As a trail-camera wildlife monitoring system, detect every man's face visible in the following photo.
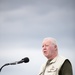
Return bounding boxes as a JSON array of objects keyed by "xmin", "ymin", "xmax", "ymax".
[{"xmin": 42, "ymin": 39, "xmax": 55, "ymax": 59}]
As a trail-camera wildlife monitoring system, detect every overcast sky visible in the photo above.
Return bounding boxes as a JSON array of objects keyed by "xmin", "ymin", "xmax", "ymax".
[{"xmin": 0, "ymin": 0, "xmax": 75, "ymax": 75}]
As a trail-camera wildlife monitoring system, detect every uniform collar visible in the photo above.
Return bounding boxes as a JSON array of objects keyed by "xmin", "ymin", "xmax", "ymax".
[{"xmin": 47, "ymin": 55, "xmax": 59, "ymax": 65}]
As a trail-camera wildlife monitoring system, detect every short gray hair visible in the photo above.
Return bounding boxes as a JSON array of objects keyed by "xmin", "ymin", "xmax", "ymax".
[{"xmin": 43, "ymin": 37, "xmax": 57, "ymax": 46}]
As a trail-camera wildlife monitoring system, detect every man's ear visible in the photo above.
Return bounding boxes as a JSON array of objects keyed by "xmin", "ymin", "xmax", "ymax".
[{"xmin": 55, "ymin": 45, "xmax": 57, "ymax": 51}]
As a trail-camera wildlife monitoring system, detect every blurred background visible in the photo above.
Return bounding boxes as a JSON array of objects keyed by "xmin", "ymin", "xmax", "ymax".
[{"xmin": 0, "ymin": 0, "xmax": 75, "ymax": 75}]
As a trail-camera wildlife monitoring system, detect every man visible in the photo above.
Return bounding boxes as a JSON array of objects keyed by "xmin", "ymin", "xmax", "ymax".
[{"xmin": 39, "ymin": 37, "xmax": 73, "ymax": 75}]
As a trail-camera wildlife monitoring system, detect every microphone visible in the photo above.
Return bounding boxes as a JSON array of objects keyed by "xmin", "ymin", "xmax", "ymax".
[
  {"xmin": 0, "ymin": 57, "xmax": 29, "ymax": 72},
  {"xmin": 9, "ymin": 57, "xmax": 29, "ymax": 65}
]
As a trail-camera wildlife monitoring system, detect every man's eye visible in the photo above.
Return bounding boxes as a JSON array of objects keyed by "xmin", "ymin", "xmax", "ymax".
[{"xmin": 46, "ymin": 45, "xmax": 49, "ymax": 46}]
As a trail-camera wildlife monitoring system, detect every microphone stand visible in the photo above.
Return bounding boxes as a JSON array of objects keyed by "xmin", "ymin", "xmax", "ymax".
[
  {"xmin": 0, "ymin": 57, "xmax": 29, "ymax": 72},
  {"xmin": 0, "ymin": 61, "xmax": 19, "ymax": 72},
  {"xmin": 0, "ymin": 63, "xmax": 10, "ymax": 72}
]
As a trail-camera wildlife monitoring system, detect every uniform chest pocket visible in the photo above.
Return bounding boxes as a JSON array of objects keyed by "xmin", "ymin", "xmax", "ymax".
[{"xmin": 47, "ymin": 68, "xmax": 58, "ymax": 75}]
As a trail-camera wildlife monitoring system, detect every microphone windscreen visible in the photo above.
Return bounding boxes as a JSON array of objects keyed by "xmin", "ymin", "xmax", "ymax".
[{"xmin": 22, "ymin": 57, "xmax": 29, "ymax": 63}]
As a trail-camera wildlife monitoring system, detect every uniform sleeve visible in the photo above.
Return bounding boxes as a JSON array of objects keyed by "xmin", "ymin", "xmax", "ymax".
[{"xmin": 59, "ymin": 59, "xmax": 73, "ymax": 75}]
